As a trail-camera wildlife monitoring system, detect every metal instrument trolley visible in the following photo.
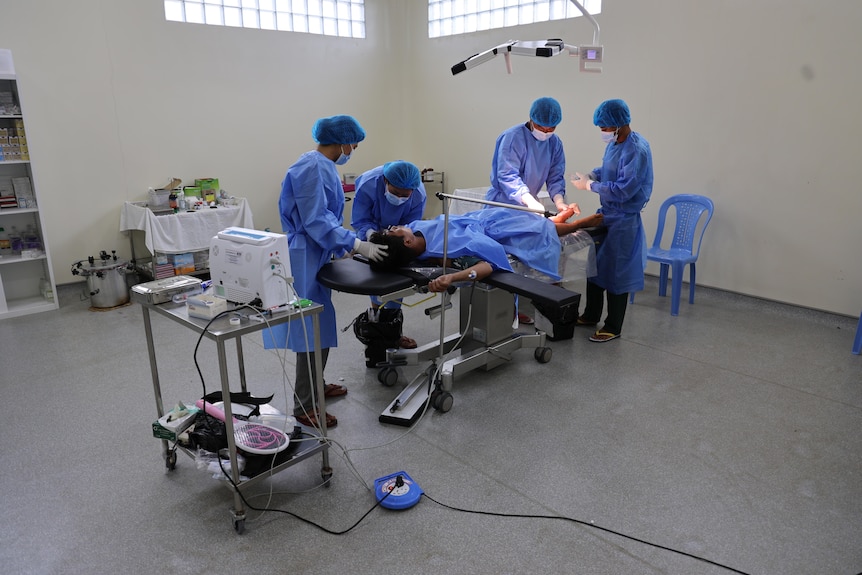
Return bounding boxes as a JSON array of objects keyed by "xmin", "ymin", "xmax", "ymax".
[{"xmin": 132, "ymin": 291, "xmax": 330, "ymax": 534}]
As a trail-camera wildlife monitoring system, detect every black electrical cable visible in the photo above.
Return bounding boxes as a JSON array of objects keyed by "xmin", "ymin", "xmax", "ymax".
[
  {"xmin": 419, "ymin": 493, "xmax": 752, "ymax": 575},
  {"xmin": 215, "ymin": 457, "xmax": 392, "ymax": 535}
]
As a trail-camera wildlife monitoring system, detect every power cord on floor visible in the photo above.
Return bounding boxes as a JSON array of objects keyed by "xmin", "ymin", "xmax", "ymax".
[
  {"xmin": 419, "ymin": 492, "xmax": 752, "ymax": 575},
  {"xmin": 215, "ymin": 454, "xmax": 753, "ymax": 575},
  {"xmin": 216, "ymin": 457, "xmax": 391, "ymax": 535}
]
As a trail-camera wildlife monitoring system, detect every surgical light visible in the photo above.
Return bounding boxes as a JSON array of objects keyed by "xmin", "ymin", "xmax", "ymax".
[{"xmin": 450, "ymin": 0, "xmax": 603, "ymax": 76}]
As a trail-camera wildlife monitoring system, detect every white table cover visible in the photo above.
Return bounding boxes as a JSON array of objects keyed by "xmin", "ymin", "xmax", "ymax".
[{"xmin": 120, "ymin": 199, "xmax": 254, "ymax": 254}]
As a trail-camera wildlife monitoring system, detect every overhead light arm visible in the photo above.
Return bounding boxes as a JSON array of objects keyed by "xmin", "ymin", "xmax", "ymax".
[{"xmin": 450, "ymin": 0, "xmax": 603, "ymax": 76}]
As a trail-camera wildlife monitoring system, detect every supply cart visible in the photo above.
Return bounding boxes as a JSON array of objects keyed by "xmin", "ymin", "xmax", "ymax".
[{"xmin": 132, "ymin": 291, "xmax": 330, "ymax": 534}]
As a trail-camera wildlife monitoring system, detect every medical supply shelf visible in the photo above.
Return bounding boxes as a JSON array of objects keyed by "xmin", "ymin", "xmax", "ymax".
[
  {"xmin": 132, "ymin": 291, "xmax": 330, "ymax": 534},
  {"xmin": 120, "ymin": 199, "xmax": 253, "ymax": 280},
  {"xmin": 0, "ymin": 52, "xmax": 59, "ymax": 320}
]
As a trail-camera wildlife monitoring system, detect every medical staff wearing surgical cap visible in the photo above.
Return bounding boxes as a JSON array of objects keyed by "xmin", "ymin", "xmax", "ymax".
[
  {"xmin": 263, "ymin": 114, "xmax": 388, "ymax": 429},
  {"xmin": 485, "ymin": 97, "xmax": 579, "ymax": 215},
  {"xmin": 352, "ymin": 161, "xmax": 427, "ymax": 242},
  {"xmin": 571, "ymin": 99, "xmax": 654, "ymax": 343},
  {"xmin": 351, "ymin": 161, "xmax": 427, "ymax": 348}
]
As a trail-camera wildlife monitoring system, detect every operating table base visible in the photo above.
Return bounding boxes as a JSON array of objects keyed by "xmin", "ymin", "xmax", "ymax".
[{"xmin": 378, "ymin": 330, "xmax": 549, "ymax": 426}]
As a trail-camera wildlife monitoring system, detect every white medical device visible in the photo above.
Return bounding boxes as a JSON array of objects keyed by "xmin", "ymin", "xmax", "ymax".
[
  {"xmin": 450, "ymin": 0, "xmax": 603, "ymax": 75},
  {"xmin": 209, "ymin": 227, "xmax": 292, "ymax": 309}
]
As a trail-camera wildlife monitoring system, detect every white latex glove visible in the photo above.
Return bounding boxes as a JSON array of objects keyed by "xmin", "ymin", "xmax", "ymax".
[
  {"xmin": 365, "ymin": 228, "xmax": 375, "ymax": 240},
  {"xmin": 522, "ymin": 194, "xmax": 545, "ymax": 213},
  {"xmin": 552, "ymin": 194, "xmax": 580, "ymax": 215},
  {"xmin": 354, "ymin": 238, "xmax": 389, "ymax": 262},
  {"xmin": 571, "ymin": 172, "xmax": 593, "ymax": 192}
]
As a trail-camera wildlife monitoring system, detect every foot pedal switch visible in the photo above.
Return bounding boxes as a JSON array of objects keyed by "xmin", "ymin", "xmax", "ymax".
[{"xmin": 374, "ymin": 471, "xmax": 422, "ymax": 510}]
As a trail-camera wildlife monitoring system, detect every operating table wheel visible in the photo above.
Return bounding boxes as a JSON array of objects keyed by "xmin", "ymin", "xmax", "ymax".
[
  {"xmin": 534, "ymin": 347, "xmax": 552, "ymax": 363},
  {"xmin": 431, "ymin": 390, "xmax": 454, "ymax": 413},
  {"xmin": 378, "ymin": 367, "xmax": 399, "ymax": 387},
  {"xmin": 234, "ymin": 518, "xmax": 245, "ymax": 535}
]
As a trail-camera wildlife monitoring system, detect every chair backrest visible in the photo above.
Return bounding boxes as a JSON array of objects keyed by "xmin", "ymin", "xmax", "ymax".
[{"xmin": 651, "ymin": 194, "xmax": 714, "ymax": 257}]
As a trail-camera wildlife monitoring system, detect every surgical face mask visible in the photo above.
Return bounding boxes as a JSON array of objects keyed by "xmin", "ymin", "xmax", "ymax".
[
  {"xmin": 335, "ymin": 145, "xmax": 352, "ymax": 165},
  {"xmin": 601, "ymin": 130, "xmax": 617, "ymax": 144},
  {"xmin": 532, "ymin": 127, "xmax": 551, "ymax": 142},
  {"xmin": 385, "ymin": 190, "xmax": 410, "ymax": 206}
]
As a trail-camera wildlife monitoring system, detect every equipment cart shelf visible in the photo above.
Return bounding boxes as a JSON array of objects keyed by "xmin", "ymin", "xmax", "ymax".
[{"xmin": 132, "ymin": 291, "xmax": 330, "ymax": 534}]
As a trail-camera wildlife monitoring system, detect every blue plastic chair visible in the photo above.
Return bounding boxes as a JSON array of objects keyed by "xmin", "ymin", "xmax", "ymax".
[
  {"xmin": 852, "ymin": 312, "xmax": 862, "ymax": 355},
  {"xmin": 631, "ymin": 194, "xmax": 714, "ymax": 315}
]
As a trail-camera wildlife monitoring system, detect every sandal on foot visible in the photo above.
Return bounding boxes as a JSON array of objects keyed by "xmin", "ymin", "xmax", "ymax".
[
  {"xmin": 589, "ymin": 331, "xmax": 620, "ymax": 343},
  {"xmin": 398, "ymin": 335, "xmax": 418, "ymax": 349},
  {"xmin": 296, "ymin": 411, "xmax": 338, "ymax": 428},
  {"xmin": 517, "ymin": 312, "xmax": 534, "ymax": 325},
  {"xmin": 323, "ymin": 383, "xmax": 348, "ymax": 397},
  {"xmin": 576, "ymin": 316, "xmax": 598, "ymax": 327}
]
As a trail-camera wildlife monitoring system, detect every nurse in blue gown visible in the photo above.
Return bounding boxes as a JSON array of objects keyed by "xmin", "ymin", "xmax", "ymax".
[
  {"xmin": 485, "ymin": 97, "xmax": 579, "ymax": 215},
  {"xmin": 571, "ymin": 99, "xmax": 654, "ymax": 342},
  {"xmin": 351, "ymin": 161, "xmax": 427, "ymax": 348},
  {"xmin": 264, "ymin": 115, "xmax": 387, "ymax": 429}
]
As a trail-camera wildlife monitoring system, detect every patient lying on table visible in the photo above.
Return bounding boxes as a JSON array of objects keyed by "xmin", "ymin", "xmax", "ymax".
[{"xmin": 369, "ymin": 207, "xmax": 602, "ymax": 292}]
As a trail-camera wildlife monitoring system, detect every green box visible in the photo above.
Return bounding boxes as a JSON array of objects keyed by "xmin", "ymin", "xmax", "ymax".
[{"xmin": 195, "ymin": 178, "xmax": 219, "ymax": 202}]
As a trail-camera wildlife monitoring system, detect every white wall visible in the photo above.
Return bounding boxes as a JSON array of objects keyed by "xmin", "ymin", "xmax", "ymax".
[
  {"xmin": 407, "ymin": 0, "xmax": 862, "ymax": 317},
  {"xmin": 1, "ymin": 0, "xmax": 860, "ymax": 316},
  {"xmin": 0, "ymin": 0, "xmax": 408, "ymax": 285}
]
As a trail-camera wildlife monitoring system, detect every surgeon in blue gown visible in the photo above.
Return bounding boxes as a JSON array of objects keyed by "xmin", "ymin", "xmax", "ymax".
[
  {"xmin": 485, "ymin": 97, "xmax": 579, "ymax": 215},
  {"xmin": 264, "ymin": 115, "xmax": 388, "ymax": 429},
  {"xmin": 571, "ymin": 99, "xmax": 654, "ymax": 342},
  {"xmin": 352, "ymin": 161, "xmax": 427, "ymax": 242},
  {"xmin": 351, "ymin": 160, "xmax": 426, "ymax": 348}
]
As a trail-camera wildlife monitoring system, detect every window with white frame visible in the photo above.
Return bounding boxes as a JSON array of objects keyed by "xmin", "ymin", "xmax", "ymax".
[
  {"xmin": 428, "ymin": 0, "xmax": 601, "ymax": 38},
  {"xmin": 164, "ymin": 0, "xmax": 366, "ymax": 39}
]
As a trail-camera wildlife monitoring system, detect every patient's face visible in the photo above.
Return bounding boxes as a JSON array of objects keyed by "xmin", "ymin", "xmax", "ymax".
[{"xmin": 384, "ymin": 226, "xmax": 415, "ymax": 242}]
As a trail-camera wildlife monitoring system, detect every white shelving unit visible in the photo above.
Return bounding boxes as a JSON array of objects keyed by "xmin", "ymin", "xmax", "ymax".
[{"xmin": 0, "ymin": 50, "xmax": 58, "ymax": 319}]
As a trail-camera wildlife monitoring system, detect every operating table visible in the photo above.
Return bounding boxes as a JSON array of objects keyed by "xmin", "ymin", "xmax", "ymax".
[{"xmin": 318, "ymin": 257, "xmax": 581, "ymax": 426}]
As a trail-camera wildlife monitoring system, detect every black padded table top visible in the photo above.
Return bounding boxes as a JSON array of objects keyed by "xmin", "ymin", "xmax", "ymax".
[
  {"xmin": 318, "ymin": 257, "xmax": 418, "ymax": 296},
  {"xmin": 319, "ymin": 257, "xmax": 579, "ymax": 312}
]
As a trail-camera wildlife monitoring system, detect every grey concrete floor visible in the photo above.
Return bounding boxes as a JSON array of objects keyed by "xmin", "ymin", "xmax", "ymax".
[{"xmin": 0, "ymin": 276, "xmax": 860, "ymax": 575}]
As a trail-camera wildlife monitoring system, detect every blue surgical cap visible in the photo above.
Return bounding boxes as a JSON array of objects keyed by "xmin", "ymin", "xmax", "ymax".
[
  {"xmin": 593, "ymin": 99, "xmax": 631, "ymax": 128},
  {"xmin": 312, "ymin": 115, "xmax": 367, "ymax": 145},
  {"xmin": 529, "ymin": 97, "xmax": 562, "ymax": 128},
  {"xmin": 383, "ymin": 161, "xmax": 421, "ymax": 190}
]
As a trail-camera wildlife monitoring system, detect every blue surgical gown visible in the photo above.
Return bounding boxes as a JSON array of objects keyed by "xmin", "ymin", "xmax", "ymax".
[
  {"xmin": 351, "ymin": 165, "xmax": 427, "ymax": 241},
  {"xmin": 589, "ymin": 131, "xmax": 654, "ymax": 294},
  {"xmin": 485, "ymin": 123, "xmax": 567, "ymax": 207},
  {"xmin": 409, "ymin": 208, "xmax": 562, "ymax": 281},
  {"xmin": 263, "ymin": 150, "xmax": 357, "ymax": 352}
]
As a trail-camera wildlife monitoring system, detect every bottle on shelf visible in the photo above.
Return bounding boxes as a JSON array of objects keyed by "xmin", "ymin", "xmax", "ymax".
[
  {"xmin": 23, "ymin": 224, "xmax": 42, "ymax": 250},
  {"xmin": 8, "ymin": 226, "xmax": 23, "ymax": 255},
  {"xmin": 39, "ymin": 278, "xmax": 54, "ymax": 302},
  {"xmin": 0, "ymin": 227, "xmax": 11, "ymax": 256}
]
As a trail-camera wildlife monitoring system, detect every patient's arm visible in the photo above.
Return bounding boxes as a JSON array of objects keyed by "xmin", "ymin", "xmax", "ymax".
[
  {"xmin": 553, "ymin": 212, "xmax": 603, "ymax": 235},
  {"xmin": 428, "ymin": 261, "xmax": 493, "ymax": 292}
]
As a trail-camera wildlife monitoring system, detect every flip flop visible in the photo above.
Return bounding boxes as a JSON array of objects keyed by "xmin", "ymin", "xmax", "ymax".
[
  {"xmin": 295, "ymin": 411, "xmax": 338, "ymax": 428},
  {"xmin": 589, "ymin": 331, "xmax": 620, "ymax": 342},
  {"xmin": 323, "ymin": 383, "xmax": 348, "ymax": 397},
  {"xmin": 398, "ymin": 335, "xmax": 418, "ymax": 349},
  {"xmin": 576, "ymin": 316, "xmax": 598, "ymax": 327},
  {"xmin": 517, "ymin": 312, "xmax": 535, "ymax": 325}
]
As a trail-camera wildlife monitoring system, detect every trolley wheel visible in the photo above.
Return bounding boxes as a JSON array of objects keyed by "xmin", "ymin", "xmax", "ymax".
[
  {"xmin": 378, "ymin": 367, "xmax": 399, "ymax": 387},
  {"xmin": 233, "ymin": 519, "xmax": 245, "ymax": 535},
  {"xmin": 534, "ymin": 346, "xmax": 552, "ymax": 363},
  {"xmin": 165, "ymin": 450, "xmax": 177, "ymax": 471},
  {"xmin": 429, "ymin": 389, "xmax": 441, "ymax": 409},
  {"xmin": 433, "ymin": 391, "xmax": 454, "ymax": 413}
]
